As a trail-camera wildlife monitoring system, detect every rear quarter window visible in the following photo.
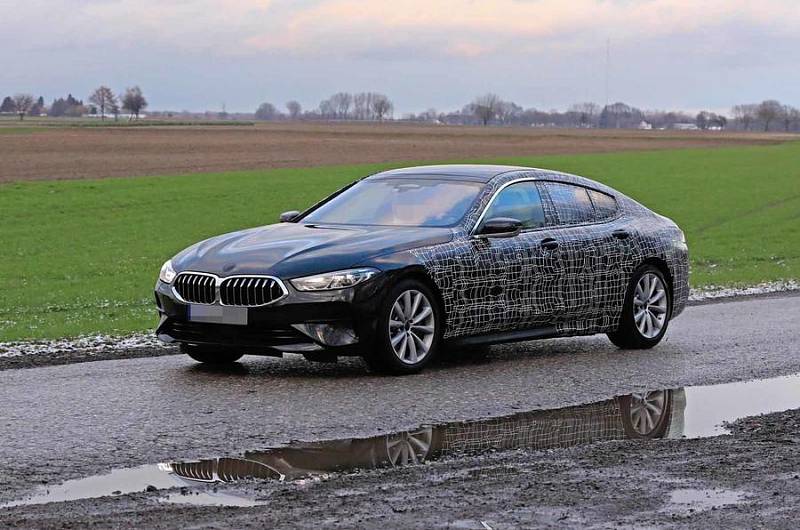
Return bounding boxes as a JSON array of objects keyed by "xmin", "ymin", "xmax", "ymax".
[
  {"xmin": 545, "ymin": 182, "xmax": 595, "ymax": 225},
  {"xmin": 588, "ymin": 190, "xmax": 618, "ymax": 220}
]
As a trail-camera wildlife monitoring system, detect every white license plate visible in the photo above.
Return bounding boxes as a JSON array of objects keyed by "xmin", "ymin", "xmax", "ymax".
[{"xmin": 188, "ymin": 304, "xmax": 248, "ymax": 325}]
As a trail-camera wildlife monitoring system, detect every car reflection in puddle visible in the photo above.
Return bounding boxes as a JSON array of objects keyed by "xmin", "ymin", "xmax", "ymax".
[
  {"xmin": 164, "ymin": 389, "xmax": 686, "ymax": 485},
  {"xmin": 8, "ymin": 373, "xmax": 800, "ymax": 509}
]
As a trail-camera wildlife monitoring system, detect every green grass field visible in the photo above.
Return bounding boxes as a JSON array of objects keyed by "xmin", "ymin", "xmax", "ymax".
[{"xmin": 2, "ymin": 141, "xmax": 799, "ymax": 341}]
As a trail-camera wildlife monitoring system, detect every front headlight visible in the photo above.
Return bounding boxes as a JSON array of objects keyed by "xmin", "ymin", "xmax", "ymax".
[
  {"xmin": 159, "ymin": 259, "xmax": 177, "ymax": 284},
  {"xmin": 290, "ymin": 267, "xmax": 379, "ymax": 291}
]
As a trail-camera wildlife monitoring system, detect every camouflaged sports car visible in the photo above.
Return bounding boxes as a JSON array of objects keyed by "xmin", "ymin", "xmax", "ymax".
[{"xmin": 154, "ymin": 165, "xmax": 688, "ymax": 373}]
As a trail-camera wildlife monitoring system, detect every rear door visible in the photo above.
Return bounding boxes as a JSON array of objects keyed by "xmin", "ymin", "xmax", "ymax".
[{"xmin": 539, "ymin": 182, "xmax": 627, "ymax": 331}]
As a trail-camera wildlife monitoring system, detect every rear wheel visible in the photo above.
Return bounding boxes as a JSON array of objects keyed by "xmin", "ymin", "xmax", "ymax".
[
  {"xmin": 619, "ymin": 390, "xmax": 673, "ymax": 439},
  {"xmin": 363, "ymin": 280, "xmax": 442, "ymax": 375},
  {"xmin": 181, "ymin": 343, "xmax": 243, "ymax": 364},
  {"xmin": 607, "ymin": 265, "xmax": 671, "ymax": 349}
]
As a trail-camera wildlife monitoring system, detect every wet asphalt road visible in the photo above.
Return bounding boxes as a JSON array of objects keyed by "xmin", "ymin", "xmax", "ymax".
[{"xmin": 2, "ymin": 294, "xmax": 800, "ymax": 503}]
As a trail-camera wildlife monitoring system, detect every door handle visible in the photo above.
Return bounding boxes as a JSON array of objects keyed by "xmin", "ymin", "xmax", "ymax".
[
  {"xmin": 540, "ymin": 238, "xmax": 559, "ymax": 250},
  {"xmin": 612, "ymin": 230, "xmax": 630, "ymax": 240}
]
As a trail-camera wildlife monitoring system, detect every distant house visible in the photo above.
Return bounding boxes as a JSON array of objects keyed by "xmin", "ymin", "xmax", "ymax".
[
  {"xmin": 673, "ymin": 123, "xmax": 699, "ymax": 130},
  {"xmin": 83, "ymin": 113, "xmax": 146, "ymax": 120},
  {"xmin": 637, "ymin": 120, "xmax": 653, "ymax": 130}
]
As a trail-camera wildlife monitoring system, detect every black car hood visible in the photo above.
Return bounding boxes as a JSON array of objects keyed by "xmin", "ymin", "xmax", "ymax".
[{"xmin": 172, "ymin": 222, "xmax": 453, "ymax": 278}]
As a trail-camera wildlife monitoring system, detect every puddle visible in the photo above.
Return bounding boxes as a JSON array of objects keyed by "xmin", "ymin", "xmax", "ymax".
[
  {"xmin": 4, "ymin": 373, "xmax": 800, "ymax": 509},
  {"xmin": 664, "ymin": 488, "xmax": 746, "ymax": 514},
  {"xmin": 682, "ymin": 374, "xmax": 800, "ymax": 438}
]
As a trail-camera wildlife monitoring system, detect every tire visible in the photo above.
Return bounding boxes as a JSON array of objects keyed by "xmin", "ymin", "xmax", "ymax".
[
  {"xmin": 607, "ymin": 264, "xmax": 671, "ymax": 349},
  {"xmin": 619, "ymin": 390, "xmax": 673, "ymax": 439},
  {"xmin": 363, "ymin": 279, "xmax": 443, "ymax": 375},
  {"xmin": 180, "ymin": 343, "xmax": 243, "ymax": 364}
]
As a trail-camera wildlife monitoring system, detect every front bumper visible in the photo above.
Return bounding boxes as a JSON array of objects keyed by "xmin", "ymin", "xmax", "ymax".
[{"xmin": 154, "ymin": 275, "xmax": 387, "ymax": 355}]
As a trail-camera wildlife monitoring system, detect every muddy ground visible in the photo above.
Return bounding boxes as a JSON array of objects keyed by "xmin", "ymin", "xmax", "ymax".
[
  {"xmin": 1, "ymin": 122, "xmax": 793, "ymax": 182},
  {"xmin": 2, "ymin": 294, "xmax": 800, "ymax": 528},
  {"xmin": 3, "ymin": 407, "xmax": 800, "ymax": 529}
]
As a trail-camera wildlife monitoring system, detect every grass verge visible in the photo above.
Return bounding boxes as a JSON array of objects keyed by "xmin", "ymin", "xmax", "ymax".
[{"xmin": 2, "ymin": 142, "xmax": 799, "ymax": 341}]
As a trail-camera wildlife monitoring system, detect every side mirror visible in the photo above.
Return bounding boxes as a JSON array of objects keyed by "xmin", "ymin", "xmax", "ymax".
[
  {"xmin": 279, "ymin": 210, "xmax": 301, "ymax": 223},
  {"xmin": 475, "ymin": 217, "xmax": 523, "ymax": 238}
]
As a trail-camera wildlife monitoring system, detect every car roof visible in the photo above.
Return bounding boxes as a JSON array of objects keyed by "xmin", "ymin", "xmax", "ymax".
[
  {"xmin": 368, "ymin": 164, "xmax": 535, "ymax": 183},
  {"xmin": 366, "ymin": 164, "xmax": 618, "ymax": 196}
]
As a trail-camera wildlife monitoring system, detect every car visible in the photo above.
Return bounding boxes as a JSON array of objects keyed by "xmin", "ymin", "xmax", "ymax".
[{"xmin": 154, "ymin": 164, "xmax": 689, "ymax": 374}]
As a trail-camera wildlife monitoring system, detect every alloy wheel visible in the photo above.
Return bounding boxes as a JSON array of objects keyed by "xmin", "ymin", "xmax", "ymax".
[
  {"xmin": 629, "ymin": 390, "xmax": 667, "ymax": 436},
  {"xmin": 633, "ymin": 272, "xmax": 668, "ymax": 339},
  {"xmin": 386, "ymin": 427, "xmax": 434, "ymax": 466},
  {"xmin": 388, "ymin": 289, "xmax": 436, "ymax": 364}
]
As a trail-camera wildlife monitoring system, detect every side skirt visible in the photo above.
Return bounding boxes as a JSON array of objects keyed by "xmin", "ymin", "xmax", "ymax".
[{"xmin": 447, "ymin": 326, "xmax": 560, "ymax": 348}]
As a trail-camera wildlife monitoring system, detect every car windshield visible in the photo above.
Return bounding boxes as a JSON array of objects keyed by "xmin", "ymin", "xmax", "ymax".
[{"xmin": 301, "ymin": 178, "xmax": 484, "ymax": 227}]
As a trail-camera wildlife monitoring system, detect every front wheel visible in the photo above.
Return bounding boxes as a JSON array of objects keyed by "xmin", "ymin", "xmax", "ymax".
[
  {"xmin": 363, "ymin": 280, "xmax": 442, "ymax": 375},
  {"xmin": 607, "ymin": 265, "xmax": 671, "ymax": 349},
  {"xmin": 181, "ymin": 343, "xmax": 243, "ymax": 364}
]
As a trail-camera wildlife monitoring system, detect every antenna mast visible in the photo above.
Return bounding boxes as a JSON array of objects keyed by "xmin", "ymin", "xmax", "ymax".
[{"xmin": 605, "ymin": 38, "xmax": 610, "ymax": 107}]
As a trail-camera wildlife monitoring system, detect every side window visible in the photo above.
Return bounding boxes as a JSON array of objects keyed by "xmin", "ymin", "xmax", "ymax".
[
  {"xmin": 480, "ymin": 182, "xmax": 545, "ymax": 230},
  {"xmin": 589, "ymin": 190, "xmax": 618, "ymax": 220},
  {"xmin": 545, "ymin": 182, "xmax": 595, "ymax": 225}
]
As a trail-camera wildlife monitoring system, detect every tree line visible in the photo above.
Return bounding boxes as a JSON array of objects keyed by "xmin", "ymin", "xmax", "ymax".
[
  {"xmin": 250, "ymin": 92, "xmax": 800, "ymax": 132},
  {"xmin": 0, "ymin": 86, "xmax": 148, "ymax": 121},
  {"xmin": 4, "ymin": 85, "xmax": 799, "ymax": 132},
  {"xmin": 254, "ymin": 92, "xmax": 394, "ymax": 122},
  {"xmin": 404, "ymin": 95, "xmax": 798, "ymax": 132}
]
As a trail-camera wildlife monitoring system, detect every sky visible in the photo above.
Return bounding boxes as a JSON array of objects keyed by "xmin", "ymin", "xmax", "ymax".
[{"xmin": 2, "ymin": 0, "xmax": 799, "ymax": 114}]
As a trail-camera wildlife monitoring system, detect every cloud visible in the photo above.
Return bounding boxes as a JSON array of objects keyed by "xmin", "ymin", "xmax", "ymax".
[
  {"xmin": 241, "ymin": 0, "xmax": 800, "ymax": 59},
  {"xmin": 5, "ymin": 0, "xmax": 799, "ymax": 60},
  {"xmin": 2, "ymin": 0, "xmax": 800, "ymax": 111}
]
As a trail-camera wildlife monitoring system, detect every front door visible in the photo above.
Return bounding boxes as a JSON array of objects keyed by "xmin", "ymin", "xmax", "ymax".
[{"xmin": 464, "ymin": 181, "xmax": 560, "ymax": 334}]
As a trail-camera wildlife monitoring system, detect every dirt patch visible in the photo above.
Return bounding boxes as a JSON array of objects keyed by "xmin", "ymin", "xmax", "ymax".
[{"xmin": 1, "ymin": 122, "xmax": 793, "ymax": 182}]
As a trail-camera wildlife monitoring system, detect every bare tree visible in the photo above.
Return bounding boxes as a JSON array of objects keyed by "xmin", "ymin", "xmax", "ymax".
[
  {"xmin": 89, "ymin": 86, "xmax": 116, "ymax": 121},
  {"xmin": 285, "ymin": 100, "xmax": 302, "ymax": 120},
  {"xmin": 353, "ymin": 92, "xmax": 372, "ymax": 120},
  {"xmin": 471, "ymin": 93, "xmax": 501, "ymax": 125},
  {"xmin": 789, "ymin": 107, "xmax": 800, "ymax": 132},
  {"xmin": 254, "ymin": 102, "xmax": 278, "ymax": 120},
  {"xmin": 318, "ymin": 98, "xmax": 335, "ymax": 118},
  {"xmin": 568, "ymin": 102, "xmax": 600, "ymax": 127},
  {"xmin": 329, "ymin": 92, "xmax": 352, "ymax": 119},
  {"xmin": 418, "ymin": 108, "xmax": 439, "ymax": 122},
  {"xmin": 731, "ymin": 104, "xmax": 757, "ymax": 130},
  {"xmin": 496, "ymin": 100, "xmax": 523, "ymax": 124},
  {"xmin": 756, "ymin": 100, "xmax": 782, "ymax": 132},
  {"xmin": 110, "ymin": 98, "xmax": 121, "ymax": 122},
  {"xmin": 781, "ymin": 105, "xmax": 799, "ymax": 132},
  {"xmin": 12, "ymin": 94, "xmax": 34, "ymax": 121},
  {"xmin": 599, "ymin": 102, "xmax": 643, "ymax": 129},
  {"xmin": 370, "ymin": 93, "xmax": 393, "ymax": 121},
  {"xmin": 121, "ymin": 86, "xmax": 148, "ymax": 120},
  {"xmin": 695, "ymin": 111, "xmax": 710, "ymax": 130}
]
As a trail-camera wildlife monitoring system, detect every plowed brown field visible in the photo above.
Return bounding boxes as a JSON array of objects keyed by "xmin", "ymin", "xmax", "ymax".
[{"xmin": 0, "ymin": 122, "xmax": 792, "ymax": 182}]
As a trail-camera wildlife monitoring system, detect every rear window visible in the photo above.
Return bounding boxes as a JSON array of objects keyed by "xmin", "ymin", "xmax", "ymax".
[
  {"xmin": 545, "ymin": 182, "xmax": 595, "ymax": 225},
  {"xmin": 589, "ymin": 190, "xmax": 618, "ymax": 220}
]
